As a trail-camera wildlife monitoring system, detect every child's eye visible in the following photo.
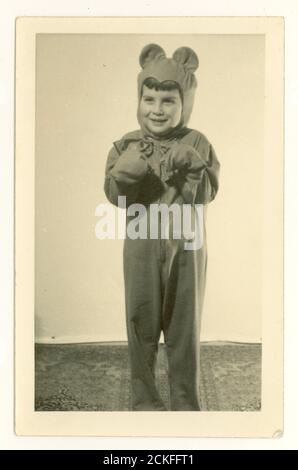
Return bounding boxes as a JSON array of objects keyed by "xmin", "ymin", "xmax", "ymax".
[{"xmin": 143, "ymin": 97, "xmax": 154, "ymax": 103}]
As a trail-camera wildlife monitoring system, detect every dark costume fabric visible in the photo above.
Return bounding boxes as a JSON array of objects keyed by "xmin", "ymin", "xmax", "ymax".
[{"xmin": 104, "ymin": 44, "xmax": 220, "ymax": 410}]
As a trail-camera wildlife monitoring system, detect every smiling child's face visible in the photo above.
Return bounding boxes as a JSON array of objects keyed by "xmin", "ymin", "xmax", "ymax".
[{"xmin": 139, "ymin": 85, "xmax": 183, "ymax": 137}]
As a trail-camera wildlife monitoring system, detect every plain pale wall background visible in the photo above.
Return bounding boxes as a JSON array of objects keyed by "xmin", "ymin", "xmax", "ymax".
[{"xmin": 35, "ymin": 34, "xmax": 264, "ymax": 343}]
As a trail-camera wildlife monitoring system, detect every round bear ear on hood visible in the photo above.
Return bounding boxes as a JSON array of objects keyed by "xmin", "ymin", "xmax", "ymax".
[
  {"xmin": 172, "ymin": 47, "xmax": 199, "ymax": 72},
  {"xmin": 139, "ymin": 43, "xmax": 166, "ymax": 69}
]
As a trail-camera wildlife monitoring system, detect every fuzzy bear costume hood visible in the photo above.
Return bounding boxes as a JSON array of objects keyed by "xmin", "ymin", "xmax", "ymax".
[{"xmin": 137, "ymin": 43, "xmax": 199, "ymax": 139}]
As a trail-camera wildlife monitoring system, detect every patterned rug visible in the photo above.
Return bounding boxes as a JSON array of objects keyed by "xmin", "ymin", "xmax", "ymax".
[{"xmin": 35, "ymin": 342, "xmax": 261, "ymax": 412}]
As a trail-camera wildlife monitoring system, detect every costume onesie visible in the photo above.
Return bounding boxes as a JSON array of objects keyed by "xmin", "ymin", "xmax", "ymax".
[{"xmin": 104, "ymin": 44, "xmax": 220, "ymax": 410}]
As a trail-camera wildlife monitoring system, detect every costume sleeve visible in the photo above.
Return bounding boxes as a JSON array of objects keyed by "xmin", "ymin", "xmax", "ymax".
[
  {"xmin": 165, "ymin": 139, "xmax": 220, "ymax": 205},
  {"xmin": 104, "ymin": 143, "xmax": 152, "ymax": 207}
]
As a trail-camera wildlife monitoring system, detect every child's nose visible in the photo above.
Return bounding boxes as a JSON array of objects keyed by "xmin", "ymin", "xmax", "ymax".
[{"xmin": 152, "ymin": 102, "xmax": 164, "ymax": 115}]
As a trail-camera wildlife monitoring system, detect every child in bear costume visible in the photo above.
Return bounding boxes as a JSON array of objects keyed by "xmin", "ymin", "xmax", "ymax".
[{"xmin": 104, "ymin": 44, "xmax": 220, "ymax": 411}]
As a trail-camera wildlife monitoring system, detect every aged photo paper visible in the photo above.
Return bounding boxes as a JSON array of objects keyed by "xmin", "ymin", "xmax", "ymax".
[{"xmin": 15, "ymin": 16, "xmax": 283, "ymax": 437}]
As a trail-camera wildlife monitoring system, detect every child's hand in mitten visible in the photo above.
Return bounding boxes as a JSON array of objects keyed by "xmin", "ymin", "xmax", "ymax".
[
  {"xmin": 110, "ymin": 141, "xmax": 153, "ymax": 184},
  {"xmin": 168, "ymin": 142, "xmax": 206, "ymax": 173}
]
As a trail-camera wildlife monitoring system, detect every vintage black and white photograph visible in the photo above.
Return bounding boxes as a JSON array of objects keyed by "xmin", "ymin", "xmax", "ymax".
[{"xmin": 15, "ymin": 17, "xmax": 283, "ymax": 437}]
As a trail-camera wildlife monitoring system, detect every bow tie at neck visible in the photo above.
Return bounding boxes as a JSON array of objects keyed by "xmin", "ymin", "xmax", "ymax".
[
  {"xmin": 137, "ymin": 137, "xmax": 177, "ymax": 157},
  {"xmin": 138, "ymin": 124, "xmax": 190, "ymax": 149},
  {"xmin": 113, "ymin": 126, "xmax": 191, "ymax": 157}
]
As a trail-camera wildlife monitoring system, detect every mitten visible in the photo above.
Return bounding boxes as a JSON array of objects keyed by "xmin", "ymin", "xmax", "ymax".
[
  {"xmin": 168, "ymin": 142, "xmax": 206, "ymax": 175},
  {"xmin": 110, "ymin": 142, "xmax": 153, "ymax": 185}
]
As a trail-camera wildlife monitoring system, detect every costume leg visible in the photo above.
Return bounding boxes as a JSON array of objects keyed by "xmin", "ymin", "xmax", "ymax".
[
  {"xmin": 162, "ymin": 239, "xmax": 207, "ymax": 411},
  {"xmin": 123, "ymin": 239, "xmax": 167, "ymax": 411}
]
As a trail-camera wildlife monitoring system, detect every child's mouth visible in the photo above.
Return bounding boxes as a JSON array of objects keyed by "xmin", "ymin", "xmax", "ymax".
[{"xmin": 150, "ymin": 118, "xmax": 168, "ymax": 126}]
